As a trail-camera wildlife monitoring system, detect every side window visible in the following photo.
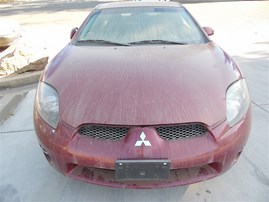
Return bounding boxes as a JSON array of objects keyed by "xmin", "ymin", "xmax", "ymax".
[
  {"xmin": 179, "ymin": 10, "xmax": 204, "ymax": 44},
  {"xmin": 80, "ymin": 11, "xmax": 100, "ymax": 40}
]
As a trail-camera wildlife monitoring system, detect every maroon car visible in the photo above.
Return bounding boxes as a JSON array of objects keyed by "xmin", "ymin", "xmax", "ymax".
[{"xmin": 34, "ymin": 1, "xmax": 251, "ymax": 188}]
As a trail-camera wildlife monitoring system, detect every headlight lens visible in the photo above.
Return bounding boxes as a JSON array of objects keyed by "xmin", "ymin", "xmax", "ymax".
[
  {"xmin": 36, "ymin": 82, "xmax": 59, "ymax": 128},
  {"xmin": 226, "ymin": 79, "xmax": 250, "ymax": 127}
]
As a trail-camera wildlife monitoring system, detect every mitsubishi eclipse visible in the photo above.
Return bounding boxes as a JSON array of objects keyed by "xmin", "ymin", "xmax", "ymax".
[{"xmin": 34, "ymin": 1, "xmax": 251, "ymax": 188}]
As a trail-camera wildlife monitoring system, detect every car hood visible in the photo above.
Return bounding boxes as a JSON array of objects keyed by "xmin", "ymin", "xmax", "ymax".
[{"xmin": 44, "ymin": 42, "xmax": 241, "ymax": 128}]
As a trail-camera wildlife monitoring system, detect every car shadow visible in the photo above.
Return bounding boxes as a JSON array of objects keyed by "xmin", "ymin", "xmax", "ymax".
[{"xmin": 53, "ymin": 175, "xmax": 190, "ymax": 202}]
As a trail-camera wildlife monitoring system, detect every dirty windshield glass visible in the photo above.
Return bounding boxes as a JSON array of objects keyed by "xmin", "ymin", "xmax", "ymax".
[{"xmin": 77, "ymin": 7, "xmax": 207, "ymax": 45}]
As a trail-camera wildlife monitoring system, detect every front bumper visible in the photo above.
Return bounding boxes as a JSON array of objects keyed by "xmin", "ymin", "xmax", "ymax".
[{"xmin": 34, "ymin": 108, "xmax": 251, "ymax": 189}]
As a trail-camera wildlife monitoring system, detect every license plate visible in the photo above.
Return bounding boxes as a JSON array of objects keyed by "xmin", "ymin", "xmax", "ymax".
[{"xmin": 116, "ymin": 159, "xmax": 170, "ymax": 181}]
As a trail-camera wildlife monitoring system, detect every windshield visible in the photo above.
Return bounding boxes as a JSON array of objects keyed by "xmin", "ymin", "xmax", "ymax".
[{"xmin": 77, "ymin": 7, "xmax": 207, "ymax": 45}]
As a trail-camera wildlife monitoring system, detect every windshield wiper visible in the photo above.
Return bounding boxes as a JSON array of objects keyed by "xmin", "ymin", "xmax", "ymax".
[
  {"xmin": 129, "ymin": 40, "xmax": 188, "ymax": 45},
  {"xmin": 78, "ymin": 39, "xmax": 130, "ymax": 46}
]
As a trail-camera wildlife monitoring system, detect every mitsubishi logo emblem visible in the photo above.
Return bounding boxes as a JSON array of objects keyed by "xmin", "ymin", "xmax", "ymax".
[{"xmin": 135, "ymin": 131, "xmax": 151, "ymax": 147}]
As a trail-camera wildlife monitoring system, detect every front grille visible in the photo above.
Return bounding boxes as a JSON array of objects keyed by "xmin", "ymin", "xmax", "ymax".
[
  {"xmin": 155, "ymin": 124, "xmax": 207, "ymax": 140},
  {"xmin": 79, "ymin": 125, "xmax": 129, "ymax": 141},
  {"xmin": 79, "ymin": 124, "xmax": 207, "ymax": 141}
]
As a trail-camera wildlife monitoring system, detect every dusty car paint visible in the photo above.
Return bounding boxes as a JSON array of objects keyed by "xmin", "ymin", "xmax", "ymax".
[{"xmin": 43, "ymin": 42, "xmax": 241, "ymax": 128}]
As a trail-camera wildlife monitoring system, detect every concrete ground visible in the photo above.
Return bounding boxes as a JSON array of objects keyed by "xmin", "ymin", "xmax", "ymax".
[{"xmin": 0, "ymin": 0, "xmax": 268, "ymax": 201}]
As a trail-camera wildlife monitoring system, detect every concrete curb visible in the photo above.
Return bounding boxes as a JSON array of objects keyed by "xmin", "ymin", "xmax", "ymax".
[
  {"xmin": 0, "ymin": 71, "xmax": 42, "ymax": 89},
  {"xmin": 0, "ymin": 91, "xmax": 27, "ymax": 126}
]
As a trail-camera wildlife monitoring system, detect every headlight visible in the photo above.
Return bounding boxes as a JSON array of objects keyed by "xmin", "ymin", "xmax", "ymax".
[
  {"xmin": 36, "ymin": 82, "xmax": 59, "ymax": 128},
  {"xmin": 226, "ymin": 79, "xmax": 250, "ymax": 127}
]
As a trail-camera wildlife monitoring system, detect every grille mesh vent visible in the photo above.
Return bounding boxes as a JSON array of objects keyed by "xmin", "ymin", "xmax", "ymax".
[
  {"xmin": 155, "ymin": 124, "xmax": 207, "ymax": 140},
  {"xmin": 79, "ymin": 125, "xmax": 129, "ymax": 141},
  {"xmin": 79, "ymin": 124, "xmax": 207, "ymax": 141}
]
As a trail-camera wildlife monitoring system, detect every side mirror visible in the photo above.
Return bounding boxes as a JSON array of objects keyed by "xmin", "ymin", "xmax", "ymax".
[
  {"xmin": 203, "ymin": 27, "xmax": 214, "ymax": 36},
  {"xmin": 70, "ymin": 27, "xmax": 78, "ymax": 39}
]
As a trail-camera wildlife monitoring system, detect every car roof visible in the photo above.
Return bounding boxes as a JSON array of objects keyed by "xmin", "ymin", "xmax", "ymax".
[{"xmin": 96, "ymin": 1, "xmax": 183, "ymax": 10}]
